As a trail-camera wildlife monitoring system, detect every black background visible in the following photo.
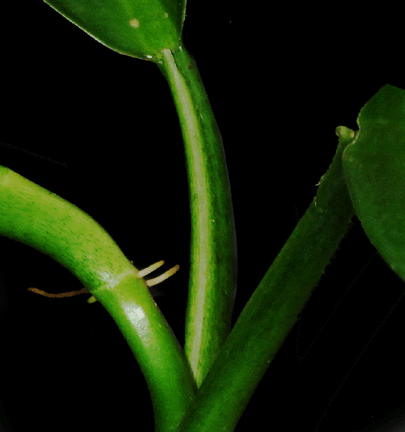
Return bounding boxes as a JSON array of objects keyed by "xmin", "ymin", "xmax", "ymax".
[{"xmin": 1, "ymin": 2, "xmax": 404, "ymax": 432}]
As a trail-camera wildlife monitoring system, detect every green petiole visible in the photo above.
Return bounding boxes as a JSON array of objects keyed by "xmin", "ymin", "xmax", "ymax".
[
  {"xmin": 157, "ymin": 44, "xmax": 237, "ymax": 387},
  {"xmin": 176, "ymin": 127, "xmax": 357, "ymax": 432},
  {"xmin": 0, "ymin": 166, "xmax": 196, "ymax": 432}
]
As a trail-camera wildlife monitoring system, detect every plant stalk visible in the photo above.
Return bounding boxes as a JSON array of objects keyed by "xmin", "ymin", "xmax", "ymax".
[
  {"xmin": 0, "ymin": 166, "xmax": 196, "ymax": 432},
  {"xmin": 157, "ymin": 43, "xmax": 237, "ymax": 387},
  {"xmin": 177, "ymin": 128, "xmax": 356, "ymax": 431}
]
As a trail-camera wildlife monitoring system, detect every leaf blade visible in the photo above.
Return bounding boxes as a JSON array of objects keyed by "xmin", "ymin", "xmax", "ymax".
[
  {"xmin": 44, "ymin": 0, "xmax": 186, "ymax": 59},
  {"xmin": 342, "ymin": 84, "xmax": 405, "ymax": 281}
]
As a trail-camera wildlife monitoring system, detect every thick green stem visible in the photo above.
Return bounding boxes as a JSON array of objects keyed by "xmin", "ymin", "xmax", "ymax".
[
  {"xmin": 177, "ymin": 129, "xmax": 356, "ymax": 431},
  {"xmin": 157, "ymin": 43, "xmax": 237, "ymax": 387},
  {"xmin": 0, "ymin": 166, "xmax": 196, "ymax": 432}
]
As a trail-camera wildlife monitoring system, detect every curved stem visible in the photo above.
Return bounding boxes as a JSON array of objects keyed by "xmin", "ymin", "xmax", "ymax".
[
  {"xmin": 157, "ymin": 44, "xmax": 237, "ymax": 387},
  {"xmin": 0, "ymin": 166, "xmax": 196, "ymax": 432}
]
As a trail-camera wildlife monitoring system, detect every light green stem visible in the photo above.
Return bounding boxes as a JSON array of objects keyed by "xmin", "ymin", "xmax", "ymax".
[
  {"xmin": 0, "ymin": 166, "xmax": 196, "ymax": 432},
  {"xmin": 157, "ymin": 43, "xmax": 237, "ymax": 387}
]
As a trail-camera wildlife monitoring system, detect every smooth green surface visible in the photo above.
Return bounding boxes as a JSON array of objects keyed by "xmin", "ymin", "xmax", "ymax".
[
  {"xmin": 0, "ymin": 166, "xmax": 133, "ymax": 289},
  {"xmin": 94, "ymin": 272, "xmax": 196, "ymax": 432},
  {"xmin": 44, "ymin": 0, "xmax": 186, "ymax": 60},
  {"xmin": 342, "ymin": 84, "xmax": 405, "ymax": 282},
  {"xmin": 0, "ymin": 166, "xmax": 196, "ymax": 431},
  {"xmin": 177, "ymin": 129, "xmax": 356, "ymax": 432},
  {"xmin": 157, "ymin": 45, "xmax": 237, "ymax": 387}
]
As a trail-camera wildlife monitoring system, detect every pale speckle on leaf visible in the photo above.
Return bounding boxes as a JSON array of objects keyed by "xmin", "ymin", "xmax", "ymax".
[{"xmin": 129, "ymin": 18, "xmax": 139, "ymax": 28}]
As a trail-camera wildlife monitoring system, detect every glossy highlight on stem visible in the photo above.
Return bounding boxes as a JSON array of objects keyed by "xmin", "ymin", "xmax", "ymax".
[{"xmin": 0, "ymin": 165, "xmax": 196, "ymax": 432}]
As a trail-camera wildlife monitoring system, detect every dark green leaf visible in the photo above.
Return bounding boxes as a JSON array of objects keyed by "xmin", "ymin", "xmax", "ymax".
[
  {"xmin": 342, "ymin": 84, "xmax": 405, "ymax": 281},
  {"xmin": 44, "ymin": 0, "xmax": 186, "ymax": 60}
]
